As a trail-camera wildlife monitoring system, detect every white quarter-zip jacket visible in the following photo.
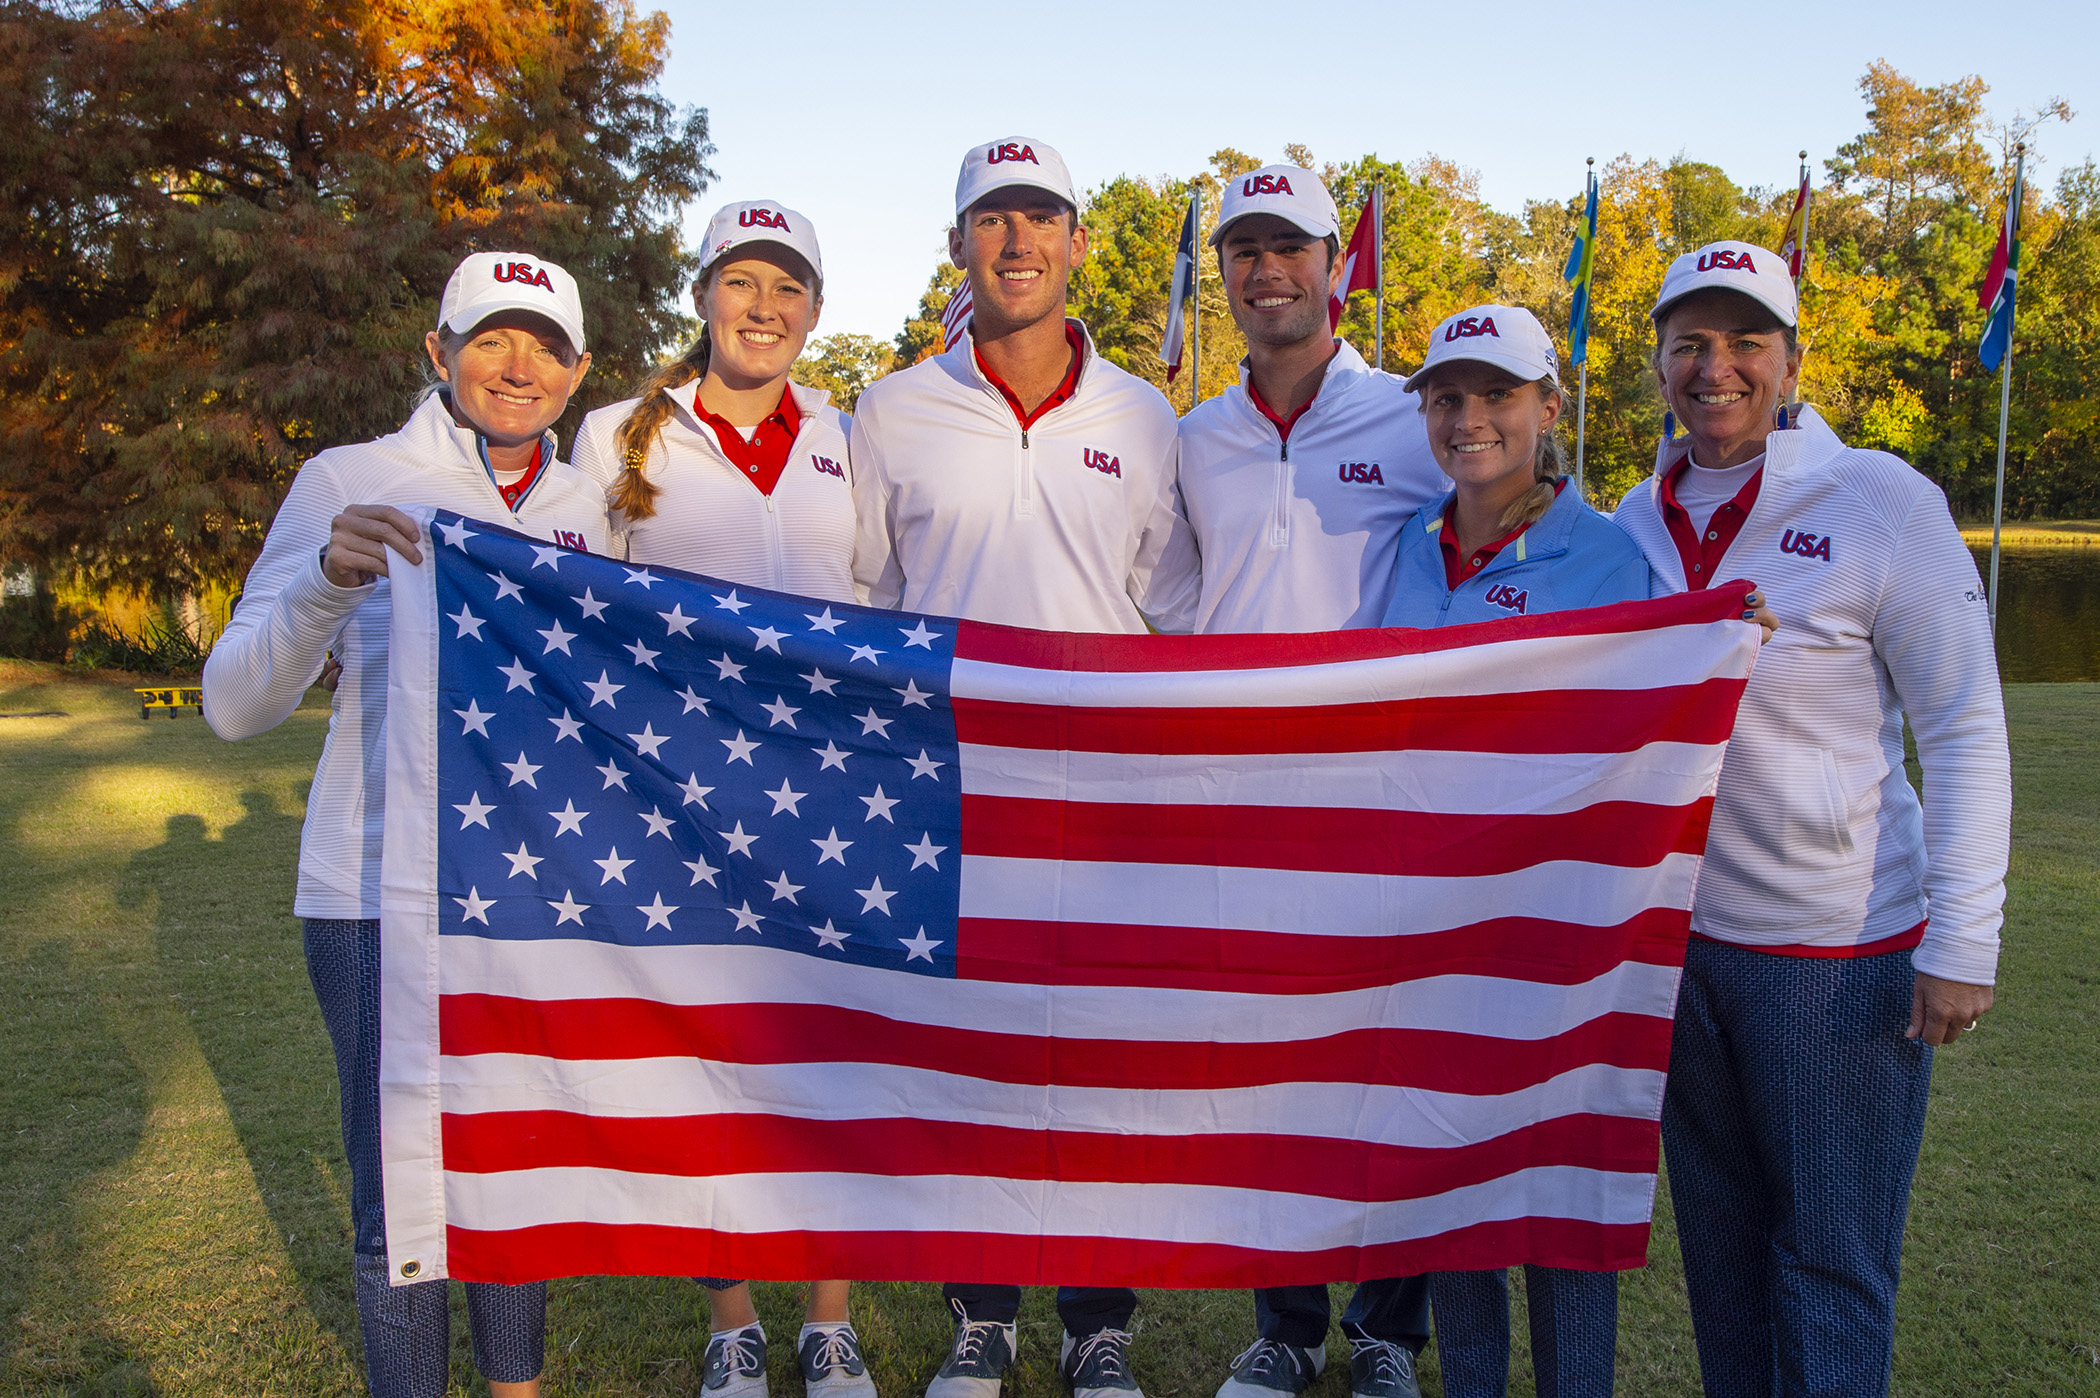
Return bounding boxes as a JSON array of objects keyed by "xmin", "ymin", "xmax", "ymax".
[
  {"xmin": 1614, "ymin": 406, "xmax": 2010, "ymax": 984},
  {"xmin": 1178, "ymin": 340, "xmax": 1445, "ymax": 632},
  {"xmin": 203, "ymin": 393, "xmax": 613, "ymax": 918},
  {"xmin": 571, "ymin": 380, "xmax": 861, "ymax": 605},
  {"xmin": 849, "ymin": 319, "xmax": 1201, "ymax": 633}
]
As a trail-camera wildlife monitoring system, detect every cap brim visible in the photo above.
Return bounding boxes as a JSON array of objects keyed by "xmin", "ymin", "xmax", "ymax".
[
  {"xmin": 700, "ymin": 234, "xmax": 823, "ymax": 289},
  {"xmin": 1651, "ymin": 283, "xmax": 1797, "ymax": 330},
  {"xmin": 1209, "ymin": 209, "xmax": 1338, "ymax": 248},
  {"xmin": 444, "ymin": 297, "xmax": 586, "ymax": 356},
  {"xmin": 1402, "ymin": 347, "xmax": 1558, "ymax": 394},
  {"xmin": 955, "ymin": 176, "xmax": 1078, "ymax": 221}
]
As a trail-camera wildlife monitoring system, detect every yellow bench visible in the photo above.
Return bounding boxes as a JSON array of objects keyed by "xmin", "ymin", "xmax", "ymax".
[{"xmin": 136, "ymin": 685, "xmax": 204, "ymax": 720}]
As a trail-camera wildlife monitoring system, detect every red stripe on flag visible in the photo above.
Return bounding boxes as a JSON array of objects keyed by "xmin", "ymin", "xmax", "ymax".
[
  {"xmin": 445, "ymin": 1216, "xmax": 1656, "ymax": 1287},
  {"xmin": 955, "ymin": 909, "xmax": 1691, "ymax": 993},
  {"xmin": 441, "ymin": 1110, "xmax": 1659, "ymax": 1199},
  {"xmin": 959, "ymin": 795, "xmax": 1711, "ymax": 877},
  {"xmin": 439, "ymin": 996, "xmax": 1674, "ymax": 1094},
  {"xmin": 954, "ymin": 587, "xmax": 1753, "ymax": 673},
  {"xmin": 952, "ymin": 682, "xmax": 1744, "ymax": 756}
]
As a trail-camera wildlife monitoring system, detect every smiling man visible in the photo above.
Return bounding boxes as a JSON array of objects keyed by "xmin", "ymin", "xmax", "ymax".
[
  {"xmin": 1175, "ymin": 164, "xmax": 1442, "ymax": 637},
  {"xmin": 1172, "ymin": 168, "xmax": 1443, "ymax": 1398},
  {"xmin": 847, "ymin": 137, "xmax": 1200, "ymax": 1398}
]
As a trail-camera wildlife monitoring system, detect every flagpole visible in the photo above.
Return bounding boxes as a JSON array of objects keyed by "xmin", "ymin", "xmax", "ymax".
[
  {"xmin": 1373, "ymin": 183, "xmax": 1385, "ymax": 371},
  {"xmin": 1574, "ymin": 157, "xmax": 1592, "ymax": 497},
  {"xmin": 1791, "ymin": 150, "xmax": 1810, "ymax": 419},
  {"xmin": 1988, "ymin": 143, "xmax": 2025, "ymax": 634},
  {"xmin": 1191, "ymin": 190, "xmax": 1203, "ymax": 409}
]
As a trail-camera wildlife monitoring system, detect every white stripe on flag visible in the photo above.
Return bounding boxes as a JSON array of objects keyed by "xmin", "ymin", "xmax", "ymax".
[
  {"xmin": 957, "ymin": 740, "xmax": 1724, "ymax": 814},
  {"xmin": 950, "ymin": 622, "xmax": 1739, "ymax": 707},
  {"xmin": 438, "ymin": 938, "xmax": 1681, "ymax": 1040},
  {"xmin": 444, "ymin": 1163, "xmax": 1660, "ymax": 1248},
  {"xmin": 440, "ymin": 1056, "xmax": 1668, "ymax": 1143},
  {"xmin": 958, "ymin": 852, "xmax": 1703, "ymax": 937}
]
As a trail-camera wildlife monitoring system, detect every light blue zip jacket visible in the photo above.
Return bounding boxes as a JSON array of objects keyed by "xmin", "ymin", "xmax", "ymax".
[{"xmin": 1382, "ymin": 479, "xmax": 1653, "ymax": 627}]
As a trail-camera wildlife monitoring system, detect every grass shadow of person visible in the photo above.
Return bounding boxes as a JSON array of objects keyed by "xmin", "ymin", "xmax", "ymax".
[{"xmin": 117, "ymin": 791, "xmax": 367, "ymax": 1383}]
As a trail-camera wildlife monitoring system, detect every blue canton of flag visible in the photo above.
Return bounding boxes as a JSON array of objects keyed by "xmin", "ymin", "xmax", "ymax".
[{"xmin": 431, "ymin": 511, "xmax": 962, "ymax": 973}]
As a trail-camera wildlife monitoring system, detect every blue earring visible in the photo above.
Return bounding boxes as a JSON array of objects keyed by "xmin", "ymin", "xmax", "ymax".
[{"xmin": 1661, "ymin": 410, "xmax": 1676, "ymax": 442}]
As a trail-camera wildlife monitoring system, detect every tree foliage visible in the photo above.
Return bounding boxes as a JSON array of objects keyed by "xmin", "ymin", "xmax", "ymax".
[{"xmin": 0, "ymin": 0, "xmax": 712, "ymax": 588}]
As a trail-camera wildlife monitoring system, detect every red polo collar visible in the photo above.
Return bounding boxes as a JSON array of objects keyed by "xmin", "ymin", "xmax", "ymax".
[
  {"xmin": 1658, "ymin": 453, "xmax": 1763, "ymax": 590},
  {"xmin": 975, "ymin": 323, "xmax": 1085, "ymax": 431},
  {"xmin": 694, "ymin": 383, "xmax": 802, "ymax": 496}
]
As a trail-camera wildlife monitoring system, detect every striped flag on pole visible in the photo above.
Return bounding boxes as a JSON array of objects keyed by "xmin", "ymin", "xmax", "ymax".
[
  {"xmin": 1563, "ymin": 169, "xmax": 1599, "ymax": 365},
  {"xmin": 1329, "ymin": 191, "xmax": 1380, "ymax": 330},
  {"xmin": 1160, "ymin": 192, "xmax": 1200, "ymax": 382},
  {"xmin": 1776, "ymin": 161, "xmax": 1811, "ymax": 280},
  {"xmin": 939, "ymin": 279, "xmax": 973, "ymax": 353},
  {"xmin": 378, "ymin": 510, "xmax": 1759, "ymax": 1288},
  {"xmin": 1979, "ymin": 170, "xmax": 2023, "ymax": 372}
]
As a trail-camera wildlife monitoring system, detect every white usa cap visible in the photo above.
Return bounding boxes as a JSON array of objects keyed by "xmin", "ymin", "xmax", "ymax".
[
  {"xmin": 1402, "ymin": 304, "xmax": 1561, "ymax": 393},
  {"xmin": 439, "ymin": 252, "xmax": 586, "ymax": 356},
  {"xmin": 954, "ymin": 137, "xmax": 1077, "ymax": 220},
  {"xmin": 1211, "ymin": 164, "xmax": 1339, "ymax": 247},
  {"xmin": 698, "ymin": 200, "xmax": 824, "ymax": 290},
  {"xmin": 1652, "ymin": 239, "xmax": 1798, "ymax": 328}
]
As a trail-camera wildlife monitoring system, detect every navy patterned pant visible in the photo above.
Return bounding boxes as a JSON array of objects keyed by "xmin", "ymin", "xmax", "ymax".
[
  {"xmin": 1429, "ymin": 1266, "xmax": 1617, "ymax": 1397},
  {"xmin": 305, "ymin": 919, "xmax": 545, "ymax": 1392},
  {"xmin": 1663, "ymin": 939, "xmax": 1932, "ymax": 1398},
  {"xmin": 1252, "ymin": 1277, "xmax": 1431, "ymax": 1352}
]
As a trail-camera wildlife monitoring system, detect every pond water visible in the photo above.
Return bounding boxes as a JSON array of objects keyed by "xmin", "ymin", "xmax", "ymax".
[{"xmin": 1970, "ymin": 546, "xmax": 2100, "ymax": 682}]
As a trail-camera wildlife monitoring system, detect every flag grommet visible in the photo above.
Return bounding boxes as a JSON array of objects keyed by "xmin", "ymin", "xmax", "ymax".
[{"xmin": 399, "ymin": 1259, "xmax": 421, "ymax": 1279}]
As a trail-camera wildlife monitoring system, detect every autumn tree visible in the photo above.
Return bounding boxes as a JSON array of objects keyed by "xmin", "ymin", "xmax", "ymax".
[
  {"xmin": 792, "ymin": 333, "xmax": 891, "ymax": 411},
  {"xmin": 0, "ymin": 0, "xmax": 712, "ymax": 591}
]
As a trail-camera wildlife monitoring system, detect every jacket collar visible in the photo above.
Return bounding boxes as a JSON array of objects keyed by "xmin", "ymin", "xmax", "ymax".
[
  {"xmin": 1233, "ymin": 337, "xmax": 1370, "ymax": 427},
  {"xmin": 659, "ymin": 377, "xmax": 830, "ymax": 459},
  {"xmin": 1416, "ymin": 475, "xmax": 1586, "ymax": 569},
  {"xmin": 940, "ymin": 316, "xmax": 1100, "ymax": 407},
  {"xmin": 405, "ymin": 391, "xmax": 559, "ymax": 476},
  {"xmin": 1650, "ymin": 402, "xmax": 1844, "ymax": 485}
]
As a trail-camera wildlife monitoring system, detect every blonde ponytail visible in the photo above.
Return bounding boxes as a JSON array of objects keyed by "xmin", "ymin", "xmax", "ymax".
[
  {"xmin": 608, "ymin": 325, "xmax": 713, "ymax": 522},
  {"xmin": 1496, "ymin": 377, "xmax": 1570, "ymax": 534}
]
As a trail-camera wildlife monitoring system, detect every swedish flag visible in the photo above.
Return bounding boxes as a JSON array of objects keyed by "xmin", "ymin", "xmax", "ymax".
[{"xmin": 1563, "ymin": 170, "xmax": 1598, "ymax": 365}]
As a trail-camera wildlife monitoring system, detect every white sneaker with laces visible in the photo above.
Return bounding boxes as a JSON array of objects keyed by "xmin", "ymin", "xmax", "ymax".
[
  {"xmin": 800, "ymin": 1323, "xmax": 878, "ymax": 1398},
  {"xmin": 702, "ymin": 1323, "xmax": 770, "ymax": 1398},
  {"xmin": 925, "ymin": 1300, "xmax": 1016, "ymax": 1398},
  {"xmin": 1215, "ymin": 1338, "xmax": 1326, "ymax": 1398},
  {"xmin": 1060, "ymin": 1328, "xmax": 1143, "ymax": 1398}
]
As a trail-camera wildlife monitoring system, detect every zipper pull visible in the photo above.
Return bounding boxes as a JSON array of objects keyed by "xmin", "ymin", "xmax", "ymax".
[
  {"xmin": 1021, "ymin": 428, "xmax": 1030, "ymax": 449},
  {"xmin": 1280, "ymin": 440, "xmax": 1289, "ymax": 462},
  {"xmin": 765, "ymin": 494, "xmax": 775, "ymax": 514}
]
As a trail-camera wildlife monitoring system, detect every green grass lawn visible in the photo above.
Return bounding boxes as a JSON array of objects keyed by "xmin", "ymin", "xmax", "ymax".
[{"xmin": 2, "ymin": 662, "xmax": 2094, "ymax": 1397}]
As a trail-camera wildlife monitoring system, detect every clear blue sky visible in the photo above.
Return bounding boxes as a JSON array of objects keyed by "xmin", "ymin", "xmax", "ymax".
[{"xmin": 648, "ymin": 0, "xmax": 2095, "ymax": 344}]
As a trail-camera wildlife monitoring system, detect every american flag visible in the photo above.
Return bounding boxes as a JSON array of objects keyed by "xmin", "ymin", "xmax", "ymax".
[{"xmin": 379, "ymin": 508, "xmax": 1758, "ymax": 1288}]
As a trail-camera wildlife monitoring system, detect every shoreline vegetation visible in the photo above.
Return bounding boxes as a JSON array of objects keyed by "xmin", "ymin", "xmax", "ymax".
[
  {"xmin": 1959, "ymin": 519, "xmax": 2100, "ymax": 547},
  {"xmin": 1, "ymin": 662, "xmax": 2094, "ymax": 1396}
]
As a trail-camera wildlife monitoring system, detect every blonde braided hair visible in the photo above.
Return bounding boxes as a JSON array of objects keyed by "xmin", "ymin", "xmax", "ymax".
[{"xmin": 608, "ymin": 325, "xmax": 712, "ymax": 522}]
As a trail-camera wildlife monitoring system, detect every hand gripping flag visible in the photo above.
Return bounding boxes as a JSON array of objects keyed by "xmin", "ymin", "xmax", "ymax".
[
  {"xmin": 1160, "ymin": 192, "xmax": 1201, "ymax": 383},
  {"xmin": 379, "ymin": 510, "xmax": 1759, "ymax": 1288},
  {"xmin": 1329, "ymin": 191, "xmax": 1380, "ymax": 330},
  {"xmin": 939, "ymin": 279, "xmax": 972, "ymax": 353},
  {"xmin": 1563, "ymin": 170, "xmax": 1599, "ymax": 365},
  {"xmin": 1979, "ymin": 178, "xmax": 2022, "ymax": 372}
]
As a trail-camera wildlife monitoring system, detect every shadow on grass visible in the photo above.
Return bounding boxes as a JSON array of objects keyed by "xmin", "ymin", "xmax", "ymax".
[
  {"xmin": 0, "ymin": 936, "xmax": 158, "ymax": 1396},
  {"xmin": 115, "ymin": 791, "xmax": 365, "ymax": 1380}
]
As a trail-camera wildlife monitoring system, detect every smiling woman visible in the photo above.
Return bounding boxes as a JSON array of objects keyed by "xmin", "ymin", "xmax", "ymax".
[
  {"xmin": 567, "ymin": 204, "xmax": 877, "ymax": 1398},
  {"xmin": 200, "ymin": 249, "xmax": 614, "ymax": 1398}
]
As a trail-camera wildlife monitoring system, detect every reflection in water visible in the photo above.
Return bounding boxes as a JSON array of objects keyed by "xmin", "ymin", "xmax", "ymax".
[{"xmin": 1971, "ymin": 546, "xmax": 2100, "ymax": 682}]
